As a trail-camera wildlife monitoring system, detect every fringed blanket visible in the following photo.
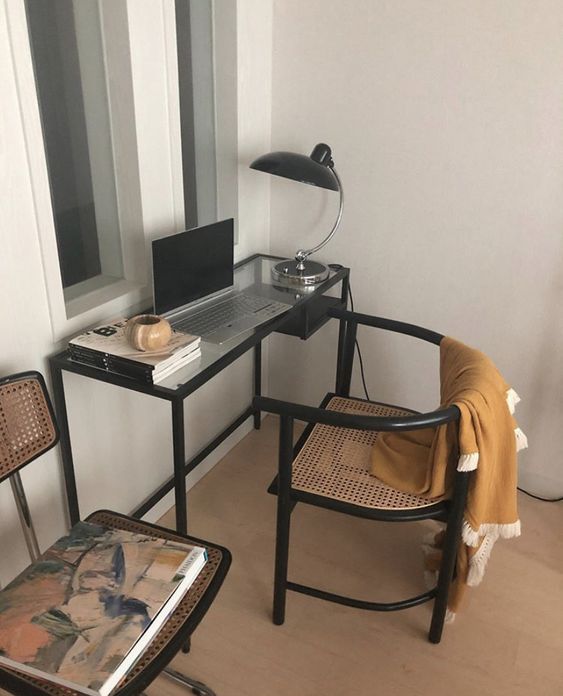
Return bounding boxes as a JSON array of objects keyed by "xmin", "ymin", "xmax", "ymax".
[{"xmin": 370, "ymin": 336, "xmax": 527, "ymax": 617}]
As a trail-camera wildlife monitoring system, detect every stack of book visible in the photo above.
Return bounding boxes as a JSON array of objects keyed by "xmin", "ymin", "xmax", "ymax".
[
  {"xmin": 0, "ymin": 520, "xmax": 207, "ymax": 696},
  {"xmin": 68, "ymin": 318, "xmax": 201, "ymax": 385}
]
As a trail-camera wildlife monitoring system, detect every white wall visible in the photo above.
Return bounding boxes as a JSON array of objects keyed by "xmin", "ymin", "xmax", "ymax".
[
  {"xmin": 0, "ymin": 0, "xmax": 68, "ymax": 583},
  {"xmin": 268, "ymin": 0, "xmax": 563, "ymax": 496},
  {"xmin": 0, "ymin": 0, "xmax": 273, "ymax": 584}
]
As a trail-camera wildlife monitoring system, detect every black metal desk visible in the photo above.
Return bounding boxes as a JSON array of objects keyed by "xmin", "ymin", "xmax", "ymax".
[{"xmin": 49, "ymin": 254, "xmax": 349, "ymax": 534}]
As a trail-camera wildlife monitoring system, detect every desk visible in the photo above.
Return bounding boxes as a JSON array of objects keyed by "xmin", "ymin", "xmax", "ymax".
[{"xmin": 49, "ymin": 254, "xmax": 349, "ymax": 534}]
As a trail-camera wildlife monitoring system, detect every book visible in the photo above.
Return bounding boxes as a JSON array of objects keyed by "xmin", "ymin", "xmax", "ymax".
[
  {"xmin": 68, "ymin": 318, "xmax": 200, "ymax": 382},
  {"xmin": 69, "ymin": 344, "xmax": 201, "ymax": 385},
  {"xmin": 0, "ymin": 521, "xmax": 207, "ymax": 696},
  {"xmin": 151, "ymin": 348, "xmax": 201, "ymax": 384},
  {"xmin": 68, "ymin": 347, "xmax": 155, "ymax": 383}
]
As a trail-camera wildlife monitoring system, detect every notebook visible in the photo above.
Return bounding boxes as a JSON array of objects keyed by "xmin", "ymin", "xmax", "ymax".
[{"xmin": 152, "ymin": 219, "xmax": 291, "ymax": 344}]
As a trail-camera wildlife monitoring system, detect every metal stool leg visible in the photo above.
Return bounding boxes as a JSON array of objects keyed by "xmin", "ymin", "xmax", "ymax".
[
  {"xmin": 10, "ymin": 472, "xmax": 40, "ymax": 561},
  {"xmin": 164, "ymin": 668, "xmax": 217, "ymax": 696}
]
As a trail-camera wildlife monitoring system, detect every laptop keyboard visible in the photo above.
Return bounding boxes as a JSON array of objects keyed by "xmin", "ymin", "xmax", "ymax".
[{"xmin": 173, "ymin": 293, "xmax": 289, "ymax": 338}]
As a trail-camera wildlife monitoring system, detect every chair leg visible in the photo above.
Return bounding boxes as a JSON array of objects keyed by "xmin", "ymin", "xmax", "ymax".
[
  {"xmin": 428, "ymin": 471, "xmax": 470, "ymax": 644},
  {"xmin": 163, "ymin": 667, "xmax": 217, "ymax": 696},
  {"xmin": 428, "ymin": 529, "xmax": 457, "ymax": 643},
  {"xmin": 273, "ymin": 415, "xmax": 294, "ymax": 626},
  {"xmin": 273, "ymin": 496, "xmax": 291, "ymax": 625}
]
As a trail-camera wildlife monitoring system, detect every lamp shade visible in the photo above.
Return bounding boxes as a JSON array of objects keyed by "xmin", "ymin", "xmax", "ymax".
[
  {"xmin": 249, "ymin": 145, "xmax": 339, "ymax": 191},
  {"xmin": 249, "ymin": 142, "xmax": 343, "ymax": 285}
]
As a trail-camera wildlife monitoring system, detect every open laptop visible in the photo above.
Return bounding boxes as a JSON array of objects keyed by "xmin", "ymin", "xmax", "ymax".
[{"xmin": 152, "ymin": 219, "xmax": 291, "ymax": 344}]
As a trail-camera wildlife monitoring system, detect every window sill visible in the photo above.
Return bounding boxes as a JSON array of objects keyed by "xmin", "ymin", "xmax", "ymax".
[{"xmin": 65, "ymin": 277, "xmax": 147, "ymax": 320}]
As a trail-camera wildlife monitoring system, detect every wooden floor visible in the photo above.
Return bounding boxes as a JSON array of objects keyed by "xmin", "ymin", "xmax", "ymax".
[
  {"xmin": 148, "ymin": 416, "xmax": 563, "ymax": 696},
  {"xmin": 2, "ymin": 417, "xmax": 561, "ymax": 696}
]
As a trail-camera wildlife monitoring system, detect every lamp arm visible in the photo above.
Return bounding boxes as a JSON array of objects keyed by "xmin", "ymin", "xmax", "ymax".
[{"xmin": 295, "ymin": 166, "xmax": 343, "ymax": 266}]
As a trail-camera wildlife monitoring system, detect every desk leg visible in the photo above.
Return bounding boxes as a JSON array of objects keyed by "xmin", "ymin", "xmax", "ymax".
[
  {"xmin": 335, "ymin": 273, "xmax": 350, "ymax": 393},
  {"xmin": 172, "ymin": 398, "xmax": 187, "ymax": 534},
  {"xmin": 253, "ymin": 342, "xmax": 262, "ymax": 430},
  {"xmin": 49, "ymin": 365, "xmax": 81, "ymax": 527}
]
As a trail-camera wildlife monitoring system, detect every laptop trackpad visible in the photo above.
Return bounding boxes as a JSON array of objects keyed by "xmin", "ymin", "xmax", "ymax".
[{"xmin": 203, "ymin": 316, "xmax": 258, "ymax": 344}]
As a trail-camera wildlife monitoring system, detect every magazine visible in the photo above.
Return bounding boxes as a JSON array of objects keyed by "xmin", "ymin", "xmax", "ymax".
[
  {"xmin": 69, "ymin": 318, "xmax": 200, "ymax": 375},
  {"xmin": 152, "ymin": 348, "xmax": 201, "ymax": 384},
  {"xmin": 68, "ymin": 344, "xmax": 201, "ymax": 385},
  {"xmin": 0, "ymin": 521, "xmax": 207, "ymax": 696}
]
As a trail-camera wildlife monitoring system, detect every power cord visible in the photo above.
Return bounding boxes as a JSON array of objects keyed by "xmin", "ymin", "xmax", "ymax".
[
  {"xmin": 346, "ymin": 282, "xmax": 371, "ymax": 401},
  {"xmin": 517, "ymin": 488, "xmax": 563, "ymax": 502},
  {"xmin": 339, "ymin": 273, "xmax": 560, "ymax": 504}
]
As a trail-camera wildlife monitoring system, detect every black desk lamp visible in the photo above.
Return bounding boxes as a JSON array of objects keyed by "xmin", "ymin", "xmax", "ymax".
[{"xmin": 250, "ymin": 143, "xmax": 343, "ymax": 285}]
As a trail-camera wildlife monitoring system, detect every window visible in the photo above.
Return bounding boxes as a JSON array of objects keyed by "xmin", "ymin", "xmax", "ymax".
[
  {"xmin": 26, "ymin": 0, "xmax": 123, "ymax": 292},
  {"xmin": 23, "ymin": 0, "xmax": 237, "ymax": 324}
]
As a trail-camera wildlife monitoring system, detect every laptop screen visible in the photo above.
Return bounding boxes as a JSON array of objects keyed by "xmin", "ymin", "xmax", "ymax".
[{"xmin": 152, "ymin": 219, "xmax": 234, "ymax": 316}]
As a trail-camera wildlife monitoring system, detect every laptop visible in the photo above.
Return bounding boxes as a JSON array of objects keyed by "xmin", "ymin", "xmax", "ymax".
[{"xmin": 152, "ymin": 219, "xmax": 291, "ymax": 344}]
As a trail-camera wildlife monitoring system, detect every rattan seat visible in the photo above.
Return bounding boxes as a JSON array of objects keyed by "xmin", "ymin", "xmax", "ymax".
[
  {"xmin": 291, "ymin": 396, "xmax": 446, "ymax": 511},
  {"xmin": 0, "ymin": 511, "xmax": 227, "ymax": 696},
  {"xmin": 0, "ymin": 372, "xmax": 231, "ymax": 696}
]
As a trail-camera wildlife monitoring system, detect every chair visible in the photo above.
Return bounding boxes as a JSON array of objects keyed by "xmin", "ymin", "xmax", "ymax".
[
  {"xmin": 0, "ymin": 370, "xmax": 231, "ymax": 696},
  {"xmin": 253, "ymin": 309, "xmax": 470, "ymax": 644}
]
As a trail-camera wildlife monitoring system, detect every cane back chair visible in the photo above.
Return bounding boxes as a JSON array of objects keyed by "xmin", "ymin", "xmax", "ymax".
[
  {"xmin": 253, "ymin": 309, "xmax": 470, "ymax": 644},
  {"xmin": 0, "ymin": 371, "xmax": 231, "ymax": 696}
]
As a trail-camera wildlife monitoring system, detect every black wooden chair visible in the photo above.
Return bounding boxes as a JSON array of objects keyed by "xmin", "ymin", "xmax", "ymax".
[
  {"xmin": 253, "ymin": 309, "xmax": 470, "ymax": 644},
  {"xmin": 0, "ymin": 371, "xmax": 231, "ymax": 696}
]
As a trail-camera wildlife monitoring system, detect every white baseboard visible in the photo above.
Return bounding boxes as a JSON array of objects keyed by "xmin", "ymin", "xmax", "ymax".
[{"xmin": 139, "ymin": 417, "xmax": 257, "ymax": 525}]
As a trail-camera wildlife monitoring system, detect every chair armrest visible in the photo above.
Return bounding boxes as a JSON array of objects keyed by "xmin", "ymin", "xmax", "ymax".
[
  {"xmin": 253, "ymin": 395, "xmax": 459, "ymax": 432},
  {"xmin": 328, "ymin": 308, "xmax": 444, "ymax": 346}
]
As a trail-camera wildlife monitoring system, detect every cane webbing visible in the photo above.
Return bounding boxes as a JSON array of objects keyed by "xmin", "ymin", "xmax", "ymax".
[
  {"xmin": 0, "ymin": 377, "xmax": 57, "ymax": 480},
  {"xmin": 291, "ymin": 396, "xmax": 444, "ymax": 510},
  {"xmin": 0, "ymin": 512, "xmax": 224, "ymax": 696}
]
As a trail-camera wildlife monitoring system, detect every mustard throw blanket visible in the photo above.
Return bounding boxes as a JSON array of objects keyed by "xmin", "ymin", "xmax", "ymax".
[{"xmin": 370, "ymin": 337, "xmax": 527, "ymax": 616}]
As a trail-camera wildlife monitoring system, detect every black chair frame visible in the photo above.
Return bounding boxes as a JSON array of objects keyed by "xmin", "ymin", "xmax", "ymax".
[{"xmin": 254, "ymin": 309, "xmax": 470, "ymax": 644}]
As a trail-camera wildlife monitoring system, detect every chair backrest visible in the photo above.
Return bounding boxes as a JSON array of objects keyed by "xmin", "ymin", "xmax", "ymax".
[
  {"xmin": 0, "ymin": 371, "xmax": 59, "ymax": 486},
  {"xmin": 0, "ymin": 371, "xmax": 59, "ymax": 562}
]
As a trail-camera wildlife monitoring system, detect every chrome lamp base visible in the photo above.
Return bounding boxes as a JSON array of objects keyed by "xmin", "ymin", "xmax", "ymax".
[{"xmin": 272, "ymin": 258, "xmax": 329, "ymax": 286}]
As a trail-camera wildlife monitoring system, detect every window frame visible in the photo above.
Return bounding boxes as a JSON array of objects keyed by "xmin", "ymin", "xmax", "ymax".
[{"xmin": 8, "ymin": 0, "xmax": 238, "ymax": 342}]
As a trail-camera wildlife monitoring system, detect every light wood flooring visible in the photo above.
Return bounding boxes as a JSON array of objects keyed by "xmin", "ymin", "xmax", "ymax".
[
  {"xmin": 149, "ymin": 416, "xmax": 563, "ymax": 696},
  {"xmin": 3, "ymin": 417, "xmax": 561, "ymax": 696}
]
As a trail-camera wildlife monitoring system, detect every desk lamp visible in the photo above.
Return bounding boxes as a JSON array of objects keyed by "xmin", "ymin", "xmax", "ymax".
[{"xmin": 250, "ymin": 143, "xmax": 343, "ymax": 285}]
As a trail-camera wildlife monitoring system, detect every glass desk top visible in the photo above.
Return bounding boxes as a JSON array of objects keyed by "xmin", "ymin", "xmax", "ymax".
[{"xmin": 51, "ymin": 254, "xmax": 348, "ymax": 397}]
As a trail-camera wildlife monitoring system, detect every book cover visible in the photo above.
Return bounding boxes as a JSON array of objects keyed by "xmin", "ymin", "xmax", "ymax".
[
  {"xmin": 68, "ymin": 346, "xmax": 201, "ymax": 385},
  {"xmin": 0, "ymin": 521, "xmax": 206, "ymax": 696},
  {"xmin": 69, "ymin": 319, "xmax": 200, "ymax": 373},
  {"xmin": 152, "ymin": 348, "xmax": 201, "ymax": 384},
  {"xmin": 67, "ymin": 348, "xmax": 154, "ymax": 383}
]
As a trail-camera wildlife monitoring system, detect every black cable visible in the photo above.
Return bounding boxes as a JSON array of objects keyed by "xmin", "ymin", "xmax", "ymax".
[
  {"xmin": 347, "ymin": 283, "xmax": 371, "ymax": 401},
  {"xmin": 517, "ymin": 487, "xmax": 563, "ymax": 502},
  {"xmin": 348, "ymin": 274, "xmax": 563, "ymax": 503},
  {"xmin": 355, "ymin": 339, "xmax": 371, "ymax": 402},
  {"xmin": 344, "ymin": 280, "xmax": 562, "ymax": 503},
  {"xmin": 348, "ymin": 310, "xmax": 562, "ymax": 504}
]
